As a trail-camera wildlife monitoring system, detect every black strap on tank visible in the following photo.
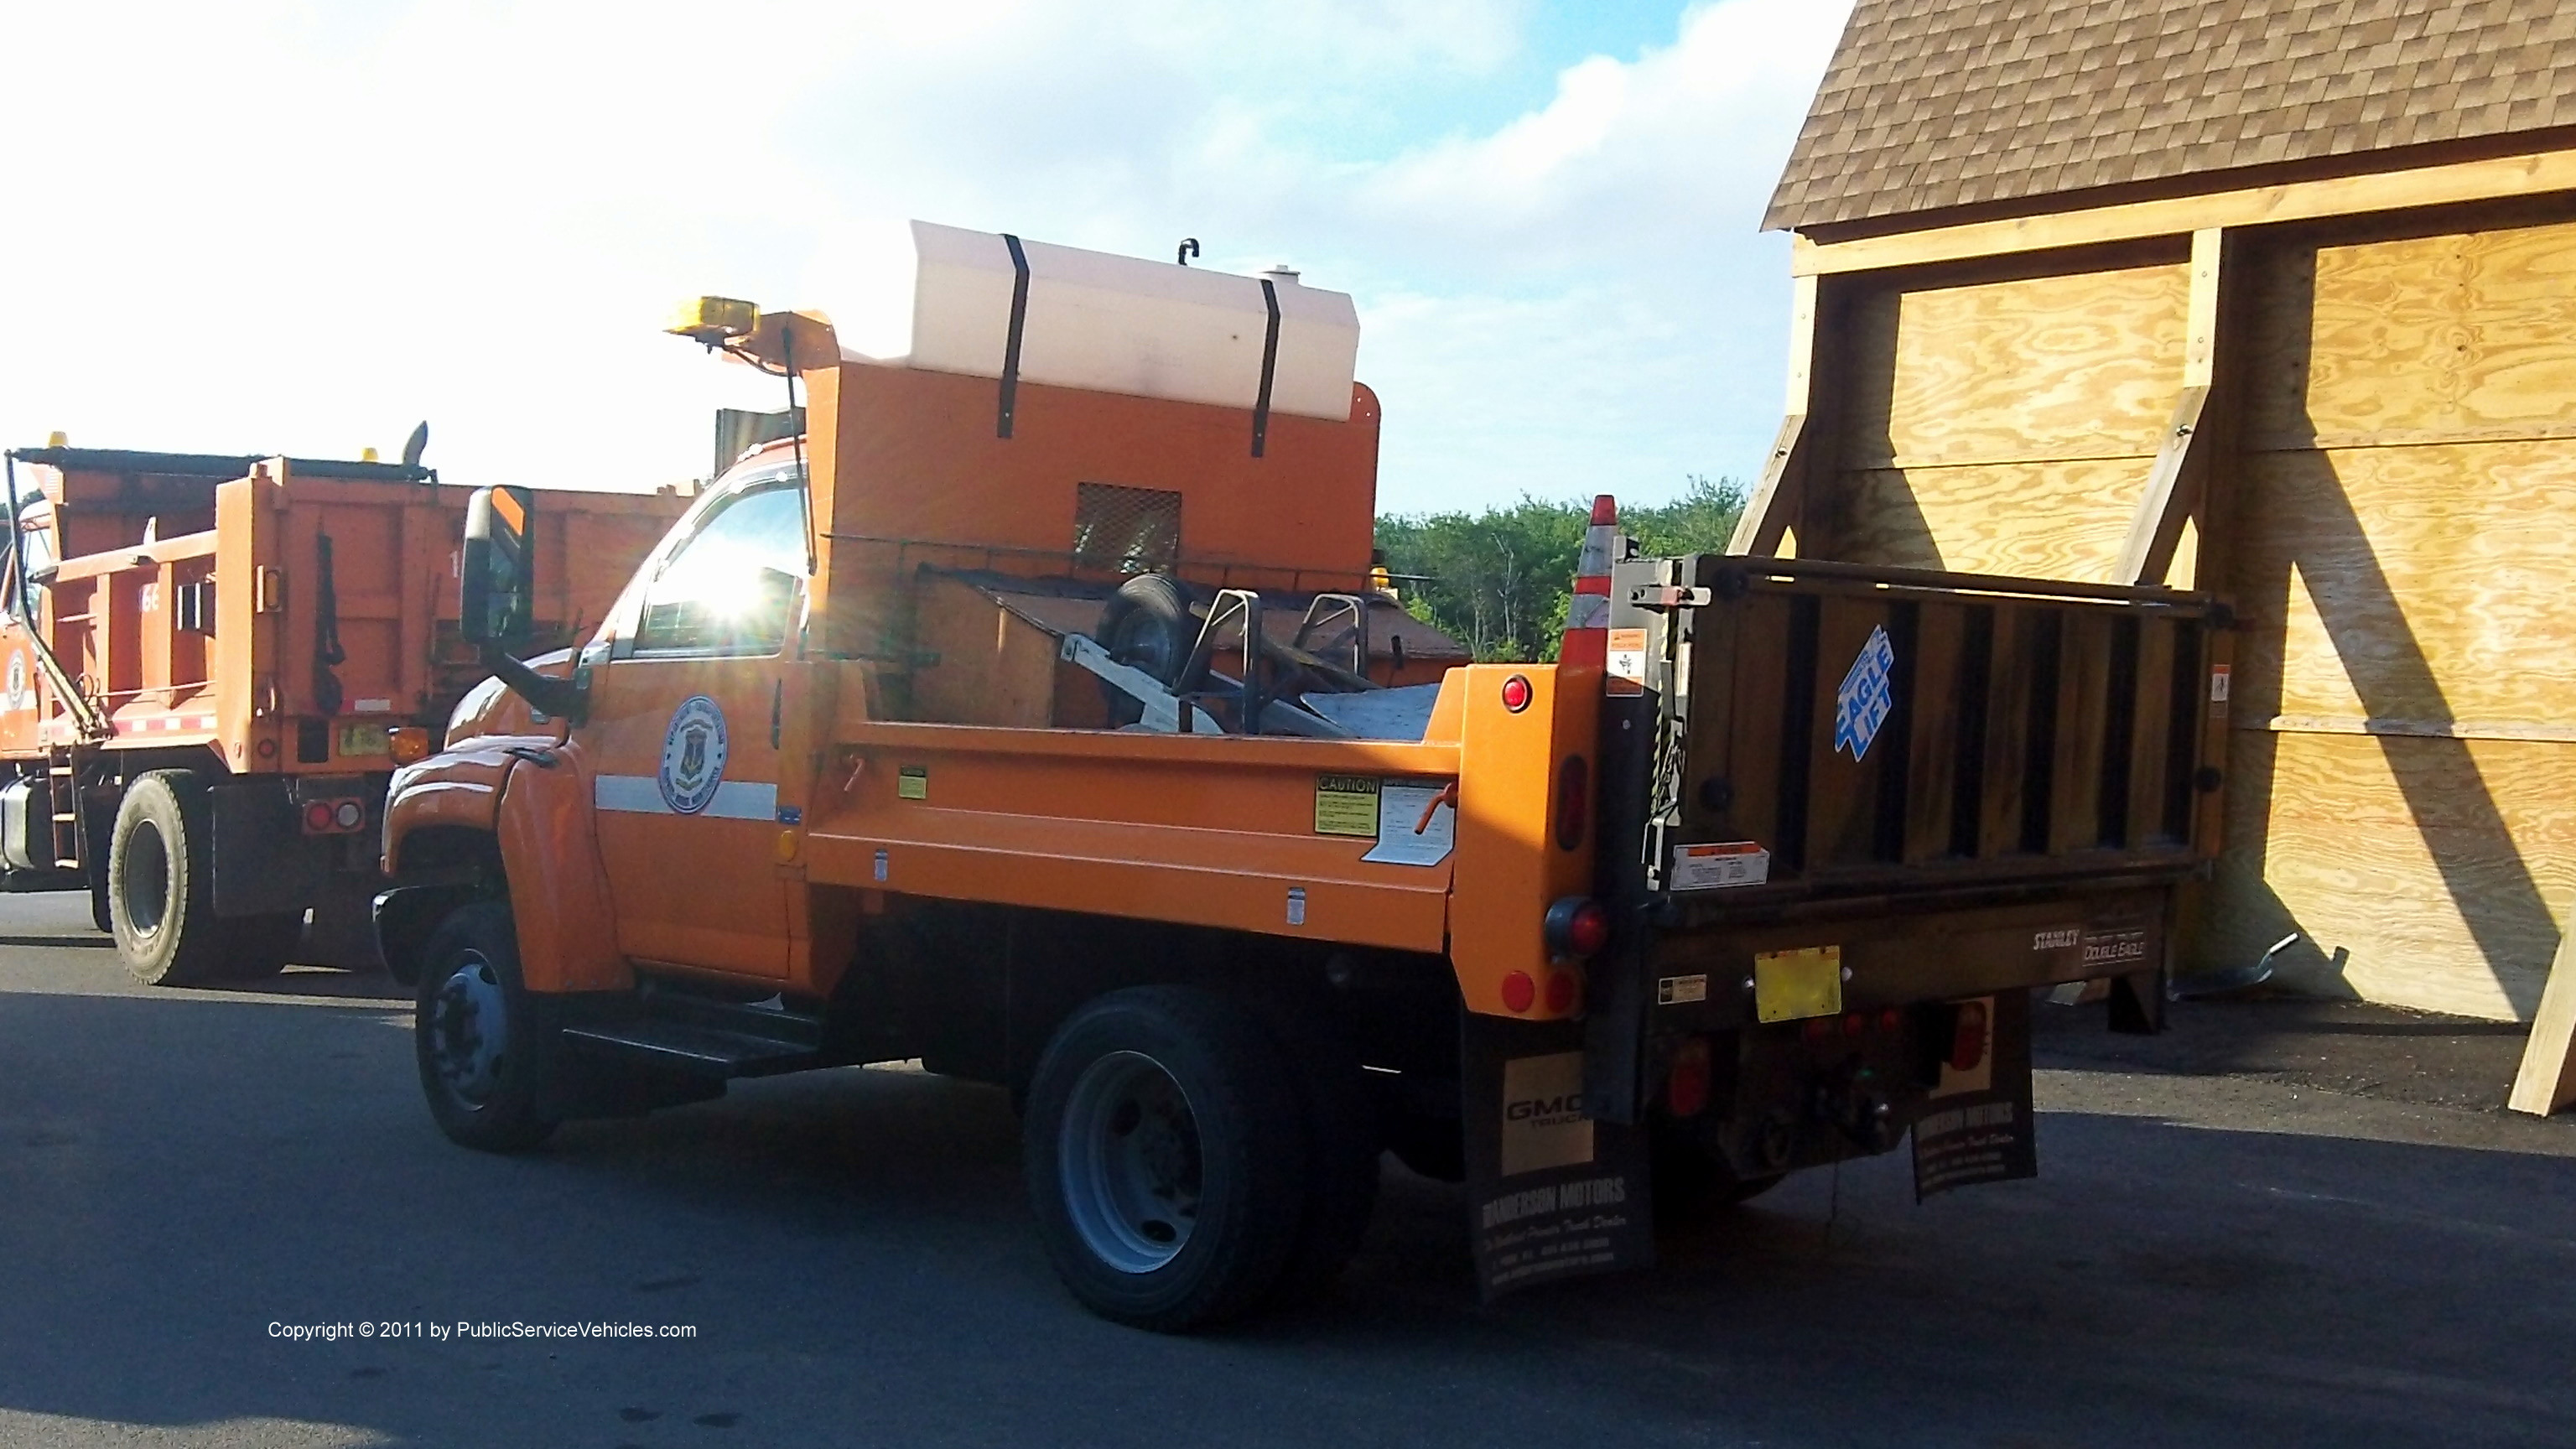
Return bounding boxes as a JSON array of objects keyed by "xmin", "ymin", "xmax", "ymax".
[
  {"xmin": 1250, "ymin": 278, "xmax": 1281, "ymax": 458},
  {"xmin": 997, "ymin": 233, "xmax": 1031, "ymax": 439}
]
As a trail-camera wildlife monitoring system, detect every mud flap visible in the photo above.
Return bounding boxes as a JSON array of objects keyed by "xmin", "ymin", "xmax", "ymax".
[
  {"xmin": 1461, "ymin": 1011, "xmax": 1654, "ymax": 1301},
  {"xmin": 1912, "ymin": 989, "xmax": 2039, "ymax": 1202}
]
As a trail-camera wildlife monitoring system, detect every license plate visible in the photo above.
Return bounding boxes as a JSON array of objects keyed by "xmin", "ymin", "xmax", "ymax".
[
  {"xmin": 1753, "ymin": 945, "xmax": 1843, "ymax": 1024},
  {"xmin": 338, "ymin": 724, "xmax": 391, "ymax": 758}
]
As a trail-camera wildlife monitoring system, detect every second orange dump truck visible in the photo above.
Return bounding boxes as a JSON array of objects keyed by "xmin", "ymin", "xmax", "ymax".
[
  {"xmin": 375, "ymin": 225, "xmax": 2231, "ymax": 1330},
  {"xmin": 0, "ymin": 444, "xmax": 684, "ymax": 984}
]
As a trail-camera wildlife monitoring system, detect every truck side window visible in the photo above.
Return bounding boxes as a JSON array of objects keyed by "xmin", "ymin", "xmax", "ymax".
[{"xmin": 632, "ymin": 483, "xmax": 808, "ymax": 656}]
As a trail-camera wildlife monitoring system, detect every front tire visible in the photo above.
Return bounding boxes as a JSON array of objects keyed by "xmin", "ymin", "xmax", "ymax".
[
  {"xmin": 1024, "ymin": 987, "xmax": 1306, "ymax": 1332},
  {"xmin": 414, "ymin": 901, "xmax": 558, "ymax": 1153}
]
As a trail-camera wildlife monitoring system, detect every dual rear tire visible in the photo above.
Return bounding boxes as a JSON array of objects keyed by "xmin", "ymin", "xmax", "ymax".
[
  {"xmin": 106, "ymin": 770, "xmax": 302, "ymax": 986},
  {"xmin": 1022, "ymin": 986, "xmax": 1379, "ymax": 1332}
]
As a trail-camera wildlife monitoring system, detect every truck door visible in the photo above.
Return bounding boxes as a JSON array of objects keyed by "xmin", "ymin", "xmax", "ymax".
[{"xmin": 580, "ymin": 475, "xmax": 808, "ymax": 978}]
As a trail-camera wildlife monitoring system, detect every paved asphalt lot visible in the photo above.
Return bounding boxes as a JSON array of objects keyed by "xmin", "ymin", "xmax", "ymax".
[{"xmin": 3, "ymin": 892, "xmax": 2573, "ymax": 1448}]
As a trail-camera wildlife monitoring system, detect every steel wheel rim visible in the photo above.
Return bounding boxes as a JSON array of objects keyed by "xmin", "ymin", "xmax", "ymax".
[
  {"xmin": 1059, "ymin": 1050, "xmax": 1202, "ymax": 1274},
  {"xmin": 122, "ymin": 820, "xmax": 170, "ymax": 937},
  {"xmin": 428, "ymin": 951, "xmax": 509, "ymax": 1107}
]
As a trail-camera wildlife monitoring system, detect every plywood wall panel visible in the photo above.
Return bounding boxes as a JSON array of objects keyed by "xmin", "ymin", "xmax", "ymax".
[
  {"xmin": 2199, "ymin": 730, "xmax": 2576, "ymax": 1022},
  {"xmin": 2246, "ymin": 219, "xmax": 2576, "ymax": 449},
  {"xmin": 2230, "ymin": 441, "xmax": 2576, "ymax": 724},
  {"xmin": 1841, "ymin": 263, "xmax": 2189, "ymax": 469},
  {"xmin": 1830, "ymin": 460, "xmax": 2148, "ymax": 582}
]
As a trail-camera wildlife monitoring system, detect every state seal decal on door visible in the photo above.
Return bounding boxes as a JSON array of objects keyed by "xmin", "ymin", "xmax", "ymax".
[{"xmin": 658, "ymin": 694, "xmax": 730, "ymax": 815}]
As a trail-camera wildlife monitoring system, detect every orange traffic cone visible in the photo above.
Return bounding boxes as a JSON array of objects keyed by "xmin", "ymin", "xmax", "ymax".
[{"xmin": 1559, "ymin": 494, "xmax": 1617, "ymax": 669}]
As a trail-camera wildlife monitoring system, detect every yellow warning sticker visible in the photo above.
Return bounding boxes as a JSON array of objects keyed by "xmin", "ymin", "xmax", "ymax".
[
  {"xmin": 1314, "ymin": 774, "xmax": 1381, "ymax": 837},
  {"xmin": 897, "ymin": 766, "xmax": 928, "ymax": 801},
  {"xmin": 1754, "ymin": 944, "xmax": 1843, "ymax": 1024}
]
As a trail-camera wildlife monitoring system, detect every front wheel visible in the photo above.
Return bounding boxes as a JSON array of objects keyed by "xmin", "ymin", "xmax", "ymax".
[
  {"xmin": 414, "ymin": 901, "xmax": 558, "ymax": 1153},
  {"xmin": 1024, "ymin": 988, "xmax": 1306, "ymax": 1332}
]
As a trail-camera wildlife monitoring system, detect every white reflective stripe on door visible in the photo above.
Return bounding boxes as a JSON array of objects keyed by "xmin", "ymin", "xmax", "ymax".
[{"xmin": 593, "ymin": 773, "xmax": 779, "ymax": 821}]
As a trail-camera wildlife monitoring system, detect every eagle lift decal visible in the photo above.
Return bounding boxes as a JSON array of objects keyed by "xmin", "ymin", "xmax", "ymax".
[{"xmin": 657, "ymin": 695, "xmax": 730, "ymax": 815}]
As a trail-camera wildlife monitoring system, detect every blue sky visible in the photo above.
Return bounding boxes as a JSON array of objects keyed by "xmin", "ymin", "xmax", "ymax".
[{"xmin": 0, "ymin": 1, "xmax": 1852, "ymax": 516}]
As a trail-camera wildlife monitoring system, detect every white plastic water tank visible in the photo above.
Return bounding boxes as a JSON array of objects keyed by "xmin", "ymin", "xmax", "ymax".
[{"xmin": 850, "ymin": 221, "xmax": 1361, "ymax": 423}]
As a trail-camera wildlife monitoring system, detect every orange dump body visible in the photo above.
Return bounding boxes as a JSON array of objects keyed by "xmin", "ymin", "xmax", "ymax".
[{"xmin": 0, "ymin": 449, "xmax": 683, "ymax": 775}]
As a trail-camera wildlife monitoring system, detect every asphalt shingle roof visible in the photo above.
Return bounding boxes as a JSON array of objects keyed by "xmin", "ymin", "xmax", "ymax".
[{"xmin": 1767, "ymin": 0, "xmax": 2576, "ymax": 231}]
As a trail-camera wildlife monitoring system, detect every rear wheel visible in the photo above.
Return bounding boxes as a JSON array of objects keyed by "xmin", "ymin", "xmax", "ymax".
[
  {"xmin": 1260, "ymin": 1006, "xmax": 1380, "ymax": 1307},
  {"xmin": 108, "ymin": 771, "xmax": 226, "ymax": 985},
  {"xmin": 220, "ymin": 913, "xmax": 304, "ymax": 980},
  {"xmin": 414, "ymin": 901, "xmax": 558, "ymax": 1153},
  {"xmin": 1024, "ymin": 987, "xmax": 1306, "ymax": 1332}
]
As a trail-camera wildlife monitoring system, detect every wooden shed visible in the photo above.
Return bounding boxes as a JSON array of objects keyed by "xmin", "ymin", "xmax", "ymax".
[{"xmin": 1745, "ymin": 0, "xmax": 2576, "ymax": 1022}]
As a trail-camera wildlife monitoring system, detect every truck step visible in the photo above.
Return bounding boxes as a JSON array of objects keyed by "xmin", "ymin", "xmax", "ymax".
[
  {"xmin": 632, "ymin": 986, "xmax": 828, "ymax": 1050},
  {"xmin": 559, "ymin": 996, "xmax": 826, "ymax": 1080}
]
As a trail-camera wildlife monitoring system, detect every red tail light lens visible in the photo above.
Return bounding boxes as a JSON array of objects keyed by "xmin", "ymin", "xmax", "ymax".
[
  {"xmin": 1500, "ymin": 970, "xmax": 1537, "ymax": 1014},
  {"xmin": 303, "ymin": 802, "xmax": 335, "ymax": 833},
  {"xmin": 1949, "ymin": 1000, "xmax": 1990, "ymax": 1072},
  {"xmin": 1544, "ymin": 896, "xmax": 1609, "ymax": 959},
  {"xmin": 1500, "ymin": 674, "xmax": 1534, "ymax": 713},
  {"xmin": 1665, "ymin": 1037, "xmax": 1711, "ymax": 1118},
  {"xmin": 1553, "ymin": 755, "xmax": 1589, "ymax": 851},
  {"xmin": 1544, "ymin": 969, "xmax": 1581, "ymax": 1015}
]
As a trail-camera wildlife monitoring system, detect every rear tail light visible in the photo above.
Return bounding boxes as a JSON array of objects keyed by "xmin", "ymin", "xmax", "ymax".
[
  {"xmin": 1553, "ymin": 755, "xmax": 1589, "ymax": 851},
  {"xmin": 1543, "ymin": 896, "xmax": 1610, "ymax": 959},
  {"xmin": 1500, "ymin": 673, "xmax": 1534, "ymax": 713},
  {"xmin": 1500, "ymin": 971, "xmax": 1537, "ymax": 1014},
  {"xmin": 301, "ymin": 797, "xmax": 367, "ymax": 836},
  {"xmin": 1544, "ymin": 969, "xmax": 1581, "ymax": 1015},
  {"xmin": 1665, "ymin": 1037, "xmax": 1711, "ymax": 1118},
  {"xmin": 1949, "ymin": 1000, "xmax": 1990, "ymax": 1072}
]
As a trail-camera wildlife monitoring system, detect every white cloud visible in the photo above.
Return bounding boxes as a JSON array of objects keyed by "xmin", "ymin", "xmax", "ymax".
[{"xmin": 0, "ymin": 0, "xmax": 1849, "ymax": 511}]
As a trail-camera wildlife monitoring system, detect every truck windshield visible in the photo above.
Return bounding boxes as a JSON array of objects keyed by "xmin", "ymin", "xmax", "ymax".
[{"xmin": 634, "ymin": 481, "xmax": 808, "ymax": 655}]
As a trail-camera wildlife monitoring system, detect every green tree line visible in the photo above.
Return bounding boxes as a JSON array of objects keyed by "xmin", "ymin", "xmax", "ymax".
[{"xmin": 1374, "ymin": 475, "xmax": 1747, "ymax": 662}]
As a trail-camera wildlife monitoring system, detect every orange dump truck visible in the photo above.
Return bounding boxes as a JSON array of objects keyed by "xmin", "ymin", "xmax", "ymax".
[
  {"xmin": 0, "ymin": 444, "xmax": 683, "ymax": 984},
  {"xmin": 377, "ymin": 226, "xmax": 2231, "ymax": 1331}
]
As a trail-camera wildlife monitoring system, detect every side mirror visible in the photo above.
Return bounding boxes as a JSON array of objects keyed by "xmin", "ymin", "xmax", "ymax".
[
  {"xmin": 460, "ymin": 486, "xmax": 583, "ymax": 723},
  {"xmin": 460, "ymin": 486, "xmax": 535, "ymax": 648}
]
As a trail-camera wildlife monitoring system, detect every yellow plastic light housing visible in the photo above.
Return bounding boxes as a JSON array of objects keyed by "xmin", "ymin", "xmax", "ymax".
[{"xmin": 667, "ymin": 296, "xmax": 759, "ymax": 345}]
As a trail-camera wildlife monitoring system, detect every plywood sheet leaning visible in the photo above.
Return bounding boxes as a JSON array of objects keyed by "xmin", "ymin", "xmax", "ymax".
[
  {"xmin": 1821, "ymin": 262, "xmax": 2188, "ymax": 583},
  {"xmin": 2200, "ymin": 731, "xmax": 2576, "ymax": 1022},
  {"xmin": 2510, "ymin": 918, "xmax": 2576, "ymax": 1114},
  {"xmin": 2210, "ymin": 215, "xmax": 2576, "ymax": 1021}
]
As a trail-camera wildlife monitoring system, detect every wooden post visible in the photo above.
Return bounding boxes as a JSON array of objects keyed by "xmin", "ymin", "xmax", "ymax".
[
  {"xmin": 1728, "ymin": 273, "xmax": 1819, "ymax": 556},
  {"xmin": 2116, "ymin": 228, "xmax": 2223, "ymax": 584},
  {"xmin": 2508, "ymin": 916, "xmax": 2576, "ymax": 1116}
]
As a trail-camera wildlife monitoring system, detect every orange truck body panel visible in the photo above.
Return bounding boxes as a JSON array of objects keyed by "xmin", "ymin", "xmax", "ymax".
[{"xmin": 387, "ymin": 314, "xmax": 1590, "ymax": 1021}]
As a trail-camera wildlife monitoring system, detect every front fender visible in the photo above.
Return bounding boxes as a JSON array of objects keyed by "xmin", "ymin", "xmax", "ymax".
[
  {"xmin": 494, "ymin": 740, "xmax": 631, "ymax": 994},
  {"xmin": 382, "ymin": 739, "xmax": 528, "ymax": 872},
  {"xmin": 382, "ymin": 734, "xmax": 631, "ymax": 995}
]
